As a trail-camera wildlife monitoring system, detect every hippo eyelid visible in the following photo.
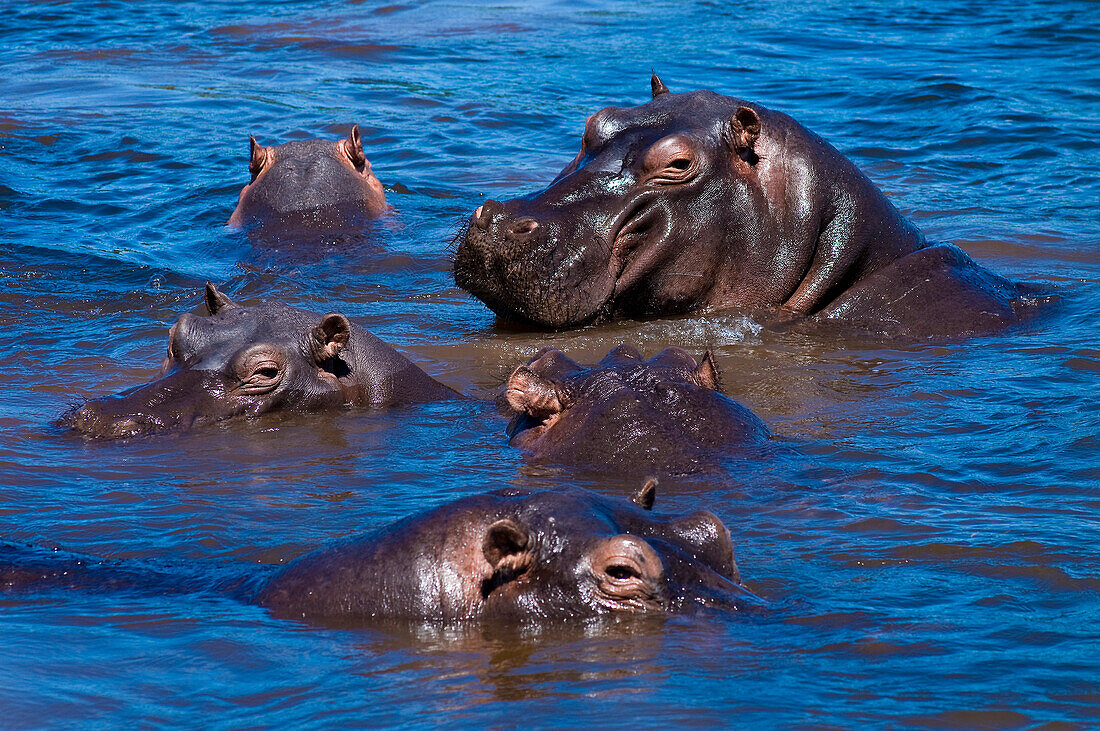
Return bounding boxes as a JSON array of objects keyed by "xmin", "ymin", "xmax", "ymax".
[{"xmin": 231, "ymin": 345, "xmax": 288, "ymax": 392}]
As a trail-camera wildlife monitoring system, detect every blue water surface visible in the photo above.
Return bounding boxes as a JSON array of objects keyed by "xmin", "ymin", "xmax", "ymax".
[{"xmin": 1, "ymin": 0, "xmax": 1098, "ymax": 727}]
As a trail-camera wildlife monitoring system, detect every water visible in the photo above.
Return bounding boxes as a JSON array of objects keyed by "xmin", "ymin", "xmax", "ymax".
[{"xmin": 2, "ymin": 0, "xmax": 1098, "ymax": 726}]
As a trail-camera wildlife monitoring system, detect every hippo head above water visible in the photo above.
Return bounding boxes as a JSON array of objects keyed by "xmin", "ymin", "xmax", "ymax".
[
  {"xmin": 258, "ymin": 483, "xmax": 755, "ymax": 622},
  {"xmin": 228, "ymin": 125, "xmax": 388, "ymax": 238},
  {"xmin": 503, "ymin": 344, "xmax": 768, "ymax": 472},
  {"xmin": 455, "ymin": 76, "xmax": 1029, "ymax": 337},
  {"xmin": 67, "ymin": 284, "xmax": 453, "ymax": 438}
]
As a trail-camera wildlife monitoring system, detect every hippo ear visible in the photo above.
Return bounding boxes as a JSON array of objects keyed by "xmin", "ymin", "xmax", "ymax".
[
  {"xmin": 729, "ymin": 106, "xmax": 761, "ymax": 154},
  {"xmin": 691, "ymin": 350, "xmax": 721, "ymax": 391},
  {"xmin": 204, "ymin": 283, "xmax": 236, "ymax": 315},
  {"xmin": 310, "ymin": 313, "xmax": 351, "ymax": 362},
  {"xmin": 505, "ymin": 366, "xmax": 571, "ymax": 419},
  {"xmin": 669, "ymin": 510, "xmax": 739, "ymax": 582},
  {"xmin": 651, "ymin": 72, "xmax": 670, "ymax": 98},
  {"xmin": 248, "ymin": 136, "xmax": 269, "ymax": 181},
  {"xmin": 483, "ymin": 519, "xmax": 531, "ymax": 570},
  {"xmin": 343, "ymin": 124, "xmax": 366, "ymax": 169},
  {"xmin": 631, "ymin": 477, "xmax": 658, "ymax": 510}
]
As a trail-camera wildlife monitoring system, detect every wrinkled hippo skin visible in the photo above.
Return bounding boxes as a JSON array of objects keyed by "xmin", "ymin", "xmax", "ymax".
[
  {"xmin": 3, "ymin": 485, "xmax": 757, "ymax": 623},
  {"xmin": 454, "ymin": 75, "xmax": 1036, "ymax": 338},
  {"xmin": 503, "ymin": 345, "xmax": 768, "ymax": 472},
  {"xmin": 228, "ymin": 125, "xmax": 388, "ymax": 240},
  {"xmin": 259, "ymin": 483, "xmax": 754, "ymax": 621},
  {"xmin": 67, "ymin": 284, "xmax": 455, "ymax": 438}
]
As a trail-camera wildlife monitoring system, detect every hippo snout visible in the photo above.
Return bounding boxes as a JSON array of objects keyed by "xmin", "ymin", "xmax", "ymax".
[
  {"xmin": 470, "ymin": 200, "xmax": 538, "ymax": 241},
  {"xmin": 68, "ymin": 402, "xmax": 170, "ymax": 439}
]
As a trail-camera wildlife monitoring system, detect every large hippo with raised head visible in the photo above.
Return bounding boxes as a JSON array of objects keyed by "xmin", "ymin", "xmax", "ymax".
[
  {"xmin": 66, "ymin": 284, "xmax": 455, "ymax": 438},
  {"xmin": 454, "ymin": 75, "xmax": 1035, "ymax": 338},
  {"xmin": 2, "ymin": 485, "xmax": 757, "ymax": 623},
  {"xmin": 503, "ymin": 344, "xmax": 769, "ymax": 472},
  {"xmin": 229, "ymin": 125, "xmax": 388, "ymax": 240}
]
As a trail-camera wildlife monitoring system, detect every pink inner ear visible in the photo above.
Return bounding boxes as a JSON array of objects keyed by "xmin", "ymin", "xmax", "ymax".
[{"xmin": 344, "ymin": 126, "xmax": 366, "ymax": 168}]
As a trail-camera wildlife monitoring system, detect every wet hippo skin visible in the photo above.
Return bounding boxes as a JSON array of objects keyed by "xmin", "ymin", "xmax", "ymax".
[
  {"xmin": 228, "ymin": 125, "xmax": 388, "ymax": 240},
  {"xmin": 66, "ymin": 284, "xmax": 456, "ymax": 438},
  {"xmin": 454, "ymin": 75, "xmax": 1037, "ymax": 338},
  {"xmin": 258, "ymin": 483, "xmax": 756, "ymax": 622},
  {"xmin": 503, "ymin": 344, "xmax": 769, "ymax": 473},
  {"xmin": 2, "ymin": 484, "xmax": 758, "ymax": 623}
]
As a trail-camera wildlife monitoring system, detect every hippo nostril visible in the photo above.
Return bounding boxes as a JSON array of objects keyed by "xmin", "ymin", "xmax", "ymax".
[
  {"xmin": 474, "ymin": 204, "xmax": 490, "ymax": 230},
  {"xmin": 509, "ymin": 218, "xmax": 539, "ymax": 236}
]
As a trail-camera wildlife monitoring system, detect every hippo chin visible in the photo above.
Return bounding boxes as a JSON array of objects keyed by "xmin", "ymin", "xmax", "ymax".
[
  {"xmin": 503, "ymin": 345, "xmax": 769, "ymax": 473},
  {"xmin": 2, "ymin": 485, "xmax": 758, "ymax": 624},
  {"xmin": 454, "ymin": 75, "xmax": 1036, "ymax": 338},
  {"xmin": 228, "ymin": 125, "xmax": 388, "ymax": 240},
  {"xmin": 66, "ymin": 284, "xmax": 455, "ymax": 438}
]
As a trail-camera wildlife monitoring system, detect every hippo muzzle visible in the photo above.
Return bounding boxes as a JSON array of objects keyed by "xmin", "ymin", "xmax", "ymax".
[{"xmin": 67, "ymin": 369, "xmax": 242, "ymax": 438}]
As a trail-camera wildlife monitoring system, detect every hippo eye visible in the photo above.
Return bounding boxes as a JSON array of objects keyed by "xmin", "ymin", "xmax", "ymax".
[
  {"xmin": 653, "ymin": 155, "xmax": 697, "ymax": 183},
  {"xmin": 605, "ymin": 564, "xmax": 640, "ymax": 581},
  {"xmin": 643, "ymin": 136, "xmax": 698, "ymax": 184},
  {"xmin": 233, "ymin": 347, "xmax": 287, "ymax": 393}
]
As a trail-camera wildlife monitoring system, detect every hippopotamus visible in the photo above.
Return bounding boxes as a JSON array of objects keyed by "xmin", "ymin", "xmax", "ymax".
[
  {"xmin": 66, "ymin": 284, "xmax": 455, "ymax": 438},
  {"xmin": 454, "ymin": 75, "xmax": 1035, "ymax": 338},
  {"xmin": 503, "ymin": 344, "xmax": 769, "ymax": 472},
  {"xmin": 228, "ymin": 125, "xmax": 388, "ymax": 239},
  {"xmin": 2, "ymin": 485, "xmax": 758, "ymax": 623}
]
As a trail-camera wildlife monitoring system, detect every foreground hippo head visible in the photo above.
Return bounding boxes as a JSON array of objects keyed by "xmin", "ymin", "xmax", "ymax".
[
  {"xmin": 455, "ymin": 76, "xmax": 1027, "ymax": 336},
  {"xmin": 503, "ymin": 345, "xmax": 768, "ymax": 472},
  {"xmin": 257, "ymin": 484, "xmax": 755, "ymax": 622},
  {"xmin": 67, "ymin": 284, "xmax": 454, "ymax": 438},
  {"xmin": 228, "ymin": 125, "xmax": 388, "ymax": 237}
]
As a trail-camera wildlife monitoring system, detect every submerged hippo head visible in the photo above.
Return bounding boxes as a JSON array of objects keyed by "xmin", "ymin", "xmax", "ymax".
[
  {"xmin": 228, "ymin": 125, "xmax": 388, "ymax": 237},
  {"xmin": 454, "ymin": 75, "xmax": 927, "ymax": 329},
  {"xmin": 257, "ymin": 483, "xmax": 755, "ymax": 622},
  {"xmin": 67, "ymin": 284, "xmax": 453, "ymax": 438},
  {"xmin": 503, "ymin": 345, "xmax": 768, "ymax": 472}
]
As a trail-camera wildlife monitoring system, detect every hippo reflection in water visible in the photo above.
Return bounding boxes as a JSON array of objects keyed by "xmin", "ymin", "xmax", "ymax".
[
  {"xmin": 504, "ymin": 345, "xmax": 769, "ymax": 473},
  {"xmin": 455, "ymin": 75, "xmax": 1038, "ymax": 338},
  {"xmin": 228, "ymin": 125, "xmax": 388, "ymax": 240},
  {"xmin": 2, "ymin": 485, "xmax": 758, "ymax": 623},
  {"xmin": 66, "ymin": 284, "xmax": 455, "ymax": 438}
]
